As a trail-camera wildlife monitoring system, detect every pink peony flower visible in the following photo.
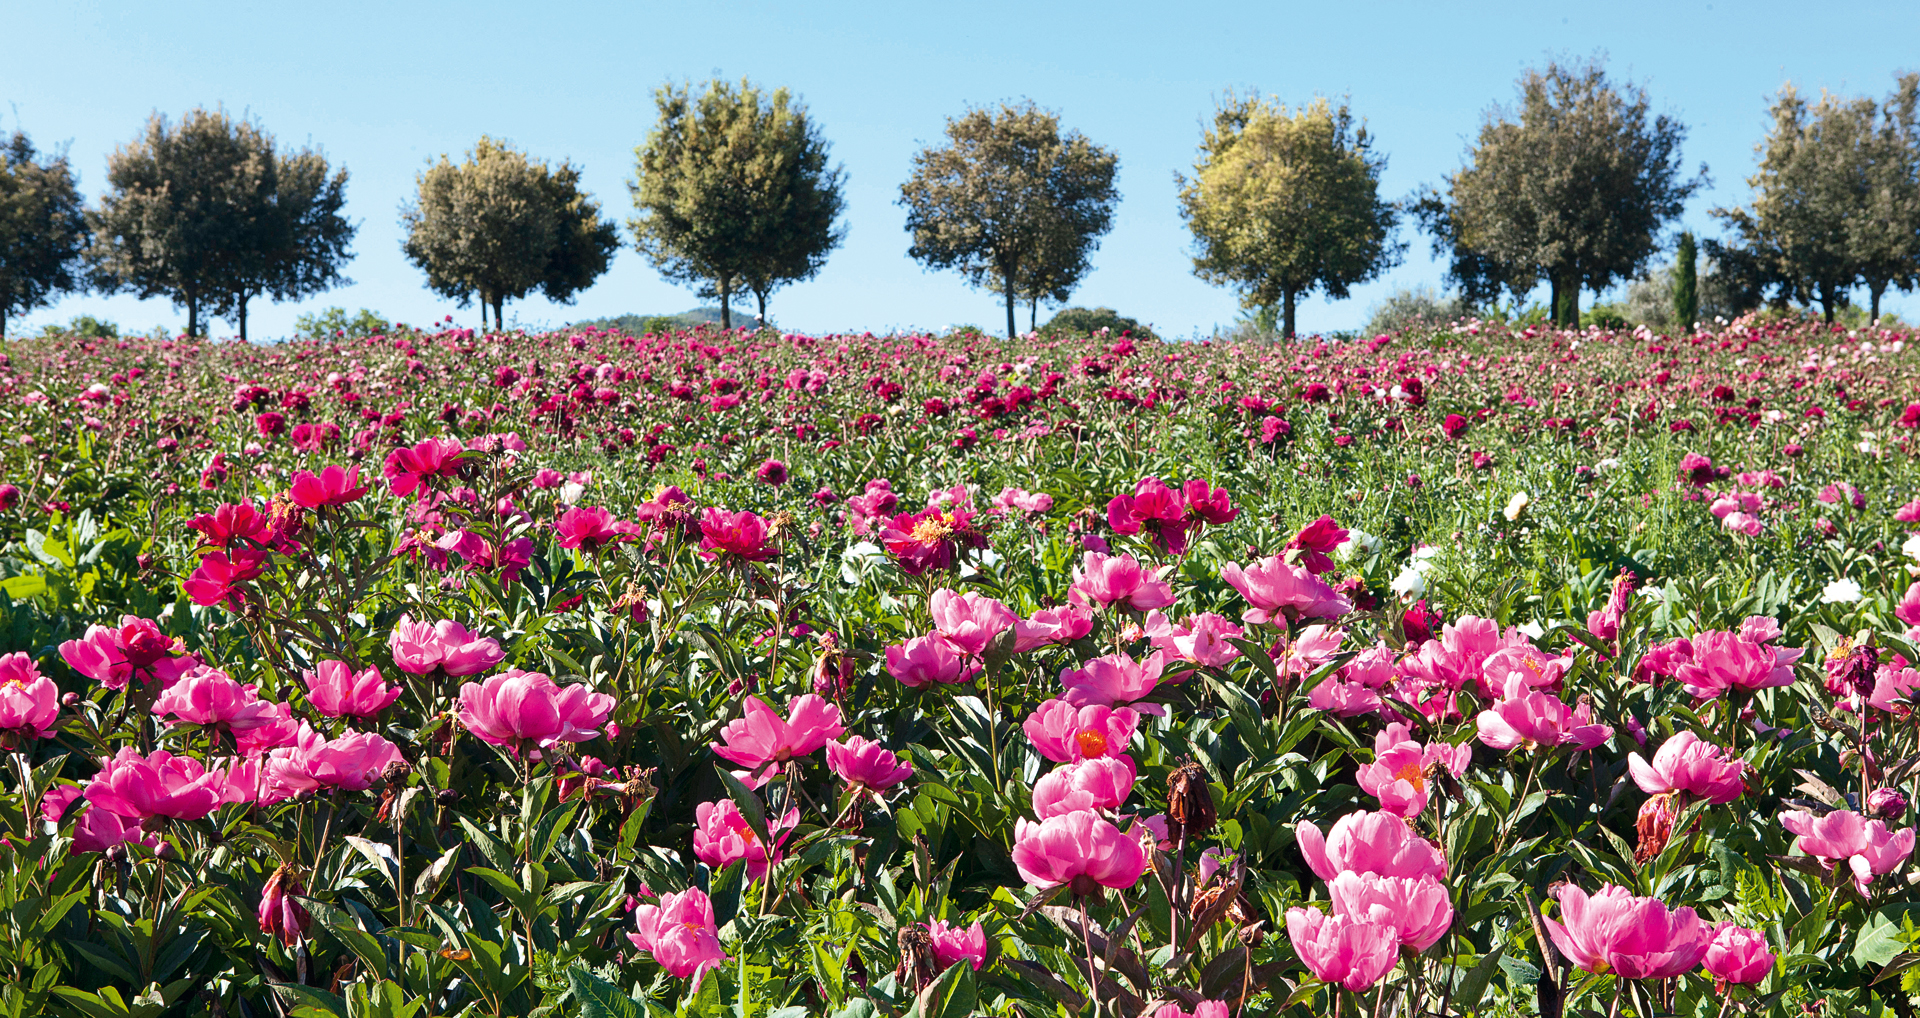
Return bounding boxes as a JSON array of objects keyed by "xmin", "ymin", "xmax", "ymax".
[
  {"xmin": 993, "ymin": 488, "xmax": 1053, "ymax": 514},
  {"xmin": 382, "ymin": 437, "xmax": 465, "ymax": 496},
  {"xmin": 1068, "ymin": 551, "xmax": 1175, "ymax": 611},
  {"xmin": 1023, "ymin": 700, "xmax": 1138, "ymax": 763},
  {"xmin": 389, "ymin": 616, "xmax": 506, "ymax": 676},
  {"xmin": 886, "ymin": 633, "xmax": 978, "ymax": 688},
  {"xmin": 1059, "ymin": 652, "xmax": 1166, "ymax": 715},
  {"xmin": 457, "ymin": 669, "xmax": 615, "ymax": 750},
  {"xmin": 1673, "ymin": 630, "xmax": 1798, "ymax": 700},
  {"xmin": 1309, "ymin": 644, "xmax": 1396, "ymax": 717},
  {"xmin": 554, "ymin": 506, "xmax": 628, "ymax": 551},
  {"xmin": 303, "ymin": 660, "xmax": 402, "ymax": 719},
  {"xmin": 1296, "ymin": 810, "xmax": 1449, "ymax": 882},
  {"xmin": 1627, "ymin": 731, "xmax": 1746, "ymax": 803},
  {"xmin": 929, "ymin": 588, "xmax": 1017, "ymax": 656},
  {"xmin": 826, "ymin": 735, "xmax": 912, "ymax": 791},
  {"xmin": 692, "ymin": 798, "xmax": 797, "ymax": 882},
  {"xmin": 1780, "ymin": 809, "xmax": 1916, "ymax": 894},
  {"xmin": 697, "ymin": 508, "xmax": 777, "ymax": 562},
  {"xmin": 84, "ymin": 747, "xmax": 227, "ymax": 821},
  {"xmin": 1032, "ymin": 756, "xmax": 1137, "ymax": 819},
  {"xmin": 1011, "ymin": 810, "xmax": 1149, "ymax": 893},
  {"xmin": 1542, "ymin": 884, "xmax": 1709, "ymax": 979},
  {"xmin": 149, "ymin": 667, "xmax": 285, "ymax": 733},
  {"xmin": 1355, "ymin": 722, "xmax": 1471, "ymax": 818},
  {"xmin": 1285, "ymin": 514, "xmax": 1349, "ymax": 575},
  {"xmin": 1013, "ymin": 604, "xmax": 1093, "ymax": 652},
  {"xmin": 0, "ymin": 653, "xmax": 59, "ymax": 740},
  {"xmin": 1475, "ymin": 675, "xmax": 1613, "ymax": 752},
  {"xmin": 258, "ymin": 866, "xmax": 312, "ymax": 948},
  {"xmin": 59, "ymin": 615, "xmax": 187, "ymax": 690},
  {"xmin": 1220, "ymin": 554, "xmax": 1353, "ymax": 624},
  {"xmin": 629, "ymin": 887, "xmax": 728, "ymax": 985},
  {"xmin": 1153, "ymin": 1003, "xmax": 1230, "ymax": 1018},
  {"xmin": 711, "ymin": 694, "xmax": 845, "ymax": 785},
  {"xmin": 182, "ymin": 548, "xmax": 272, "ymax": 609},
  {"xmin": 287, "ymin": 464, "xmax": 368, "ymax": 508},
  {"xmin": 927, "ymin": 918, "xmax": 987, "ymax": 971},
  {"xmin": 268, "ymin": 723, "xmax": 404, "ymax": 793},
  {"xmin": 1285, "ymin": 908, "xmax": 1401, "ymax": 991},
  {"xmin": 1328, "ymin": 871, "xmax": 1454, "ymax": 951},
  {"xmin": 1703, "ymin": 921, "xmax": 1774, "ymax": 984},
  {"xmin": 1145, "ymin": 611, "xmax": 1243, "ymax": 669}
]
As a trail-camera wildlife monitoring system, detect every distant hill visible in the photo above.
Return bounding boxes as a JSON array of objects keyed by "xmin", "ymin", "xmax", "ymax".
[{"xmin": 572, "ymin": 308, "xmax": 764, "ymax": 334}]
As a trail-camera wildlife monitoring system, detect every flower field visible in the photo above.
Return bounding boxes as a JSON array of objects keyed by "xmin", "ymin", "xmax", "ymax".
[{"xmin": 4, "ymin": 314, "xmax": 1920, "ymax": 1017}]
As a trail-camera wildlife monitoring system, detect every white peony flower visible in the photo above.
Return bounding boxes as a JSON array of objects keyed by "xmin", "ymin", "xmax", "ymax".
[
  {"xmin": 1820, "ymin": 577, "xmax": 1864, "ymax": 604},
  {"xmin": 1503, "ymin": 492, "xmax": 1531, "ymax": 522}
]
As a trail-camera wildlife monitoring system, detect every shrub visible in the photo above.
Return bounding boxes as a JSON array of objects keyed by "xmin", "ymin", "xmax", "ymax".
[{"xmin": 1041, "ymin": 305, "xmax": 1155, "ymax": 339}]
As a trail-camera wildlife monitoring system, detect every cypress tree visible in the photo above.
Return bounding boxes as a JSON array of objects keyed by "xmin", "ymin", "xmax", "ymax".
[{"xmin": 1673, "ymin": 231, "xmax": 1698, "ymax": 329}]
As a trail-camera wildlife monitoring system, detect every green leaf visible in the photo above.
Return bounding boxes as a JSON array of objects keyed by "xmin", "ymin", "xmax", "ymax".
[
  {"xmin": 1452, "ymin": 943, "xmax": 1506, "ymax": 1014},
  {"xmin": 713, "ymin": 764, "xmax": 773, "ymax": 847},
  {"xmin": 0, "ymin": 574, "xmax": 46, "ymax": 600},
  {"xmin": 906, "ymin": 960, "xmax": 978, "ymax": 1018},
  {"xmin": 269, "ymin": 983, "xmax": 350, "ymax": 1018},
  {"xmin": 456, "ymin": 815, "xmax": 518, "ymax": 873},
  {"xmin": 567, "ymin": 966, "xmax": 647, "ymax": 1018}
]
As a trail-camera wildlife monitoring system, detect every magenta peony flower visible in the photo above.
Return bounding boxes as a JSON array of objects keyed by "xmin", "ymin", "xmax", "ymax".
[
  {"xmin": 150, "ymin": 667, "xmax": 286, "ymax": 734},
  {"xmin": 268, "ymin": 723, "xmax": 404, "ymax": 793},
  {"xmin": 1627, "ymin": 731, "xmax": 1746, "ymax": 803},
  {"xmin": 84, "ymin": 747, "xmax": 227, "ymax": 821},
  {"xmin": 1542, "ymin": 884, "xmax": 1710, "ymax": 979},
  {"xmin": 1068, "ymin": 551, "xmax": 1175, "ymax": 611},
  {"xmin": 457, "ymin": 669, "xmax": 615, "ymax": 751},
  {"xmin": 257, "ymin": 865, "xmax": 312, "ymax": 948},
  {"xmin": 697, "ymin": 508, "xmax": 776, "ymax": 562},
  {"xmin": 182, "ymin": 548, "xmax": 272, "ymax": 609},
  {"xmin": 826, "ymin": 735, "xmax": 912, "ymax": 791},
  {"xmin": 554, "ymin": 506, "xmax": 627, "ymax": 551},
  {"xmin": 287, "ymin": 464, "xmax": 368, "ymax": 508},
  {"xmin": 692, "ymin": 798, "xmax": 797, "ymax": 882},
  {"xmin": 711, "ymin": 694, "xmax": 845, "ymax": 785},
  {"xmin": 1012, "ymin": 604, "xmax": 1094, "ymax": 652},
  {"xmin": 1673, "ymin": 630, "xmax": 1799, "ymax": 700},
  {"xmin": 629, "ymin": 887, "xmax": 728, "ymax": 985},
  {"xmin": 1059, "ymin": 652, "xmax": 1166, "ymax": 715},
  {"xmin": 1703, "ymin": 921, "xmax": 1775, "ymax": 984},
  {"xmin": 382, "ymin": 437, "xmax": 466, "ymax": 496},
  {"xmin": 1285, "ymin": 908, "xmax": 1401, "ymax": 991},
  {"xmin": 0, "ymin": 653, "xmax": 59, "ymax": 740},
  {"xmin": 1011, "ymin": 810, "xmax": 1149, "ymax": 893},
  {"xmin": 1328, "ymin": 871, "xmax": 1454, "ymax": 952},
  {"xmin": 389, "ymin": 616, "xmax": 505, "ymax": 676},
  {"xmin": 1355, "ymin": 722, "xmax": 1469, "ymax": 818},
  {"xmin": 1780, "ymin": 809, "xmax": 1916, "ymax": 894},
  {"xmin": 1022, "ymin": 699, "xmax": 1138, "ymax": 763},
  {"xmin": 885, "ymin": 633, "xmax": 977, "ymax": 688},
  {"xmin": 928, "ymin": 588, "xmax": 1017, "ymax": 656},
  {"xmin": 1475, "ymin": 675, "xmax": 1613, "ymax": 751},
  {"xmin": 928, "ymin": 918, "xmax": 987, "ymax": 971},
  {"xmin": 303, "ymin": 660, "xmax": 402, "ymax": 719},
  {"xmin": 1296, "ymin": 810, "xmax": 1448, "ymax": 882},
  {"xmin": 1220, "ymin": 554, "xmax": 1353, "ymax": 624},
  {"xmin": 1032, "ymin": 756, "xmax": 1136, "ymax": 819},
  {"xmin": 59, "ymin": 615, "xmax": 187, "ymax": 690}
]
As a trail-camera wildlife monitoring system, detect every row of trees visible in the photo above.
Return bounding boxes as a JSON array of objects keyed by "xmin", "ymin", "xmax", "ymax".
[
  {"xmin": 0, "ymin": 110, "xmax": 353, "ymax": 340},
  {"xmin": 4, "ymin": 65, "xmax": 1918, "ymax": 340}
]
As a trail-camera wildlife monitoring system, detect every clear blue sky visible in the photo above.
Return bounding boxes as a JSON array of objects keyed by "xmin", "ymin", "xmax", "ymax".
[{"xmin": 7, "ymin": 0, "xmax": 1919, "ymax": 339}]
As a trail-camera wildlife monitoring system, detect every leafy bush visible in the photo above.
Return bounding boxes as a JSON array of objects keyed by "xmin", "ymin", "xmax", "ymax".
[
  {"xmin": 1, "ymin": 316, "xmax": 1919, "ymax": 1016},
  {"xmin": 1363, "ymin": 285, "xmax": 1468, "ymax": 335},
  {"xmin": 292, "ymin": 306, "xmax": 388, "ymax": 340},
  {"xmin": 1041, "ymin": 305, "xmax": 1155, "ymax": 339}
]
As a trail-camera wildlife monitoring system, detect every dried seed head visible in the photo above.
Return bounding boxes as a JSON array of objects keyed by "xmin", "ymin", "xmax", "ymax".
[{"xmin": 1167, "ymin": 760, "xmax": 1217, "ymax": 840}]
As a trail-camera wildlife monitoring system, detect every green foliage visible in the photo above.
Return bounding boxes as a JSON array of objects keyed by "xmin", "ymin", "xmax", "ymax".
[
  {"xmin": 1364, "ymin": 284, "xmax": 1468, "ymax": 336},
  {"xmin": 899, "ymin": 101, "xmax": 1119, "ymax": 339},
  {"xmin": 0, "ymin": 130, "xmax": 89, "ymax": 341},
  {"xmin": 629, "ymin": 78, "xmax": 846, "ymax": 329},
  {"xmin": 38, "ymin": 315, "xmax": 119, "ymax": 341},
  {"xmin": 1179, "ymin": 93, "xmax": 1399, "ymax": 338},
  {"xmin": 1580, "ymin": 300, "xmax": 1630, "ymax": 329},
  {"xmin": 1418, "ymin": 58, "xmax": 1701, "ymax": 326},
  {"xmin": 1039, "ymin": 306, "xmax": 1153, "ymax": 340},
  {"xmin": 293, "ymin": 306, "xmax": 389, "ymax": 340},
  {"xmin": 401, "ymin": 135, "xmax": 619, "ymax": 331},
  {"xmin": 1673, "ymin": 230, "xmax": 1699, "ymax": 327}
]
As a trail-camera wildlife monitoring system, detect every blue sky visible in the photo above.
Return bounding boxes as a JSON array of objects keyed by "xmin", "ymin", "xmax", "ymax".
[{"xmin": 7, "ymin": 0, "xmax": 1919, "ymax": 339}]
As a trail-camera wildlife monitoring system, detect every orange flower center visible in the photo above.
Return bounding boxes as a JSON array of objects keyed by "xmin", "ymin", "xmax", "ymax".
[
  {"xmin": 1393, "ymin": 761, "xmax": 1427, "ymax": 791},
  {"xmin": 1075, "ymin": 730, "xmax": 1110, "ymax": 757},
  {"xmin": 909, "ymin": 515, "xmax": 954, "ymax": 544}
]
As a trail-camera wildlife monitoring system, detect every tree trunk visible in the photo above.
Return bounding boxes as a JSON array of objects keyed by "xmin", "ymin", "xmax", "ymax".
[
  {"xmin": 1872, "ymin": 280, "xmax": 1887, "ymax": 324},
  {"xmin": 1553, "ymin": 270, "xmax": 1580, "ymax": 327},
  {"xmin": 493, "ymin": 295, "xmax": 505, "ymax": 332},
  {"xmin": 237, "ymin": 291, "xmax": 250, "ymax": 344},
  {"xmin": 187, "ymin": 292, "xmax": 199, "ymax": 339},
  {"xmin": 720, "ymin": 279, "xmax": 732, "ymax": 330},
  {"xmin": 1819, "ymin": 282, "xmax": 1837, "ymax": 324},
  {"xmin": 1282, "ymin": 290, "xmax": 1297, "ymax": 340},
  {"xmin": 756, "ymin": 289, "xmax": 768, "ymax": 326},
  {"xmin": 1029, "ymin": 296, "xmax": 1038, "ymax": 333},
  {"xmin": 1004, "ymin": 285, "xmax": 1017, "ymax": 340}
]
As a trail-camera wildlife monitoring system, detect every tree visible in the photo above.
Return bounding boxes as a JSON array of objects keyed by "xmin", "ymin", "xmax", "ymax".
[
  {"xmin": 1672, "ymin": 231, "xmax": 1698, "ymax": 329},
  {"xmin": 0, "ymin": 130, "xmax": 88, "ymax": 341},
  {"xmin": 1856, "ymin": 75, "xmax": 1920, "ymax": 322},
  {"xmin": 212, "ymin": 142, "xmax": 355, "ymax": 342},
  {"xmin": 630, "ymin": 79, "xmax": 846, "ymax": 330},
  {"xmin": 89, "ymin": 108, "xmax": 278, "ymax": 339},
  {"xmin": 1418, "ymin": 59, "xmax": 1701, "ymax": 326},
  {"xmin": 402, "ymin": 136, "xmax": 618, "ymax": 331},
  {"xmin": 900, "ymin": 101, "xmax": 1119, "ymax": 340},
  {"xmin": 1178, "ymin": 94, "xmax": 1398, "ymax": 339}
]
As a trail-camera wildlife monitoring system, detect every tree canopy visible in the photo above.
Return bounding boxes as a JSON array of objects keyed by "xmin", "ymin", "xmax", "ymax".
[
  {"xmin": 0, "ymin": 130, "xmax": 88, "ymax": 341},
  {"xmin": 1710, "ymin": 75, "xmax": 1920, "ymax": 323},
  {"xmin": 1178, "ymin": 93, "xmax": 1399, "ymax": 339},
  {"xmin": 629, "ymin": 79, "xmax": 846, "ymax": 329},
  {"xmin": 899, "ymin": 101, "xmax": 1119, "ymax": 339},
  {"xmin": 402, "ymin": 136, "xmax": 618, "ymax": 331},
  {"xmin": 1417, "ymin": 59, "xmax": 1701, "ymax": 326}
]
